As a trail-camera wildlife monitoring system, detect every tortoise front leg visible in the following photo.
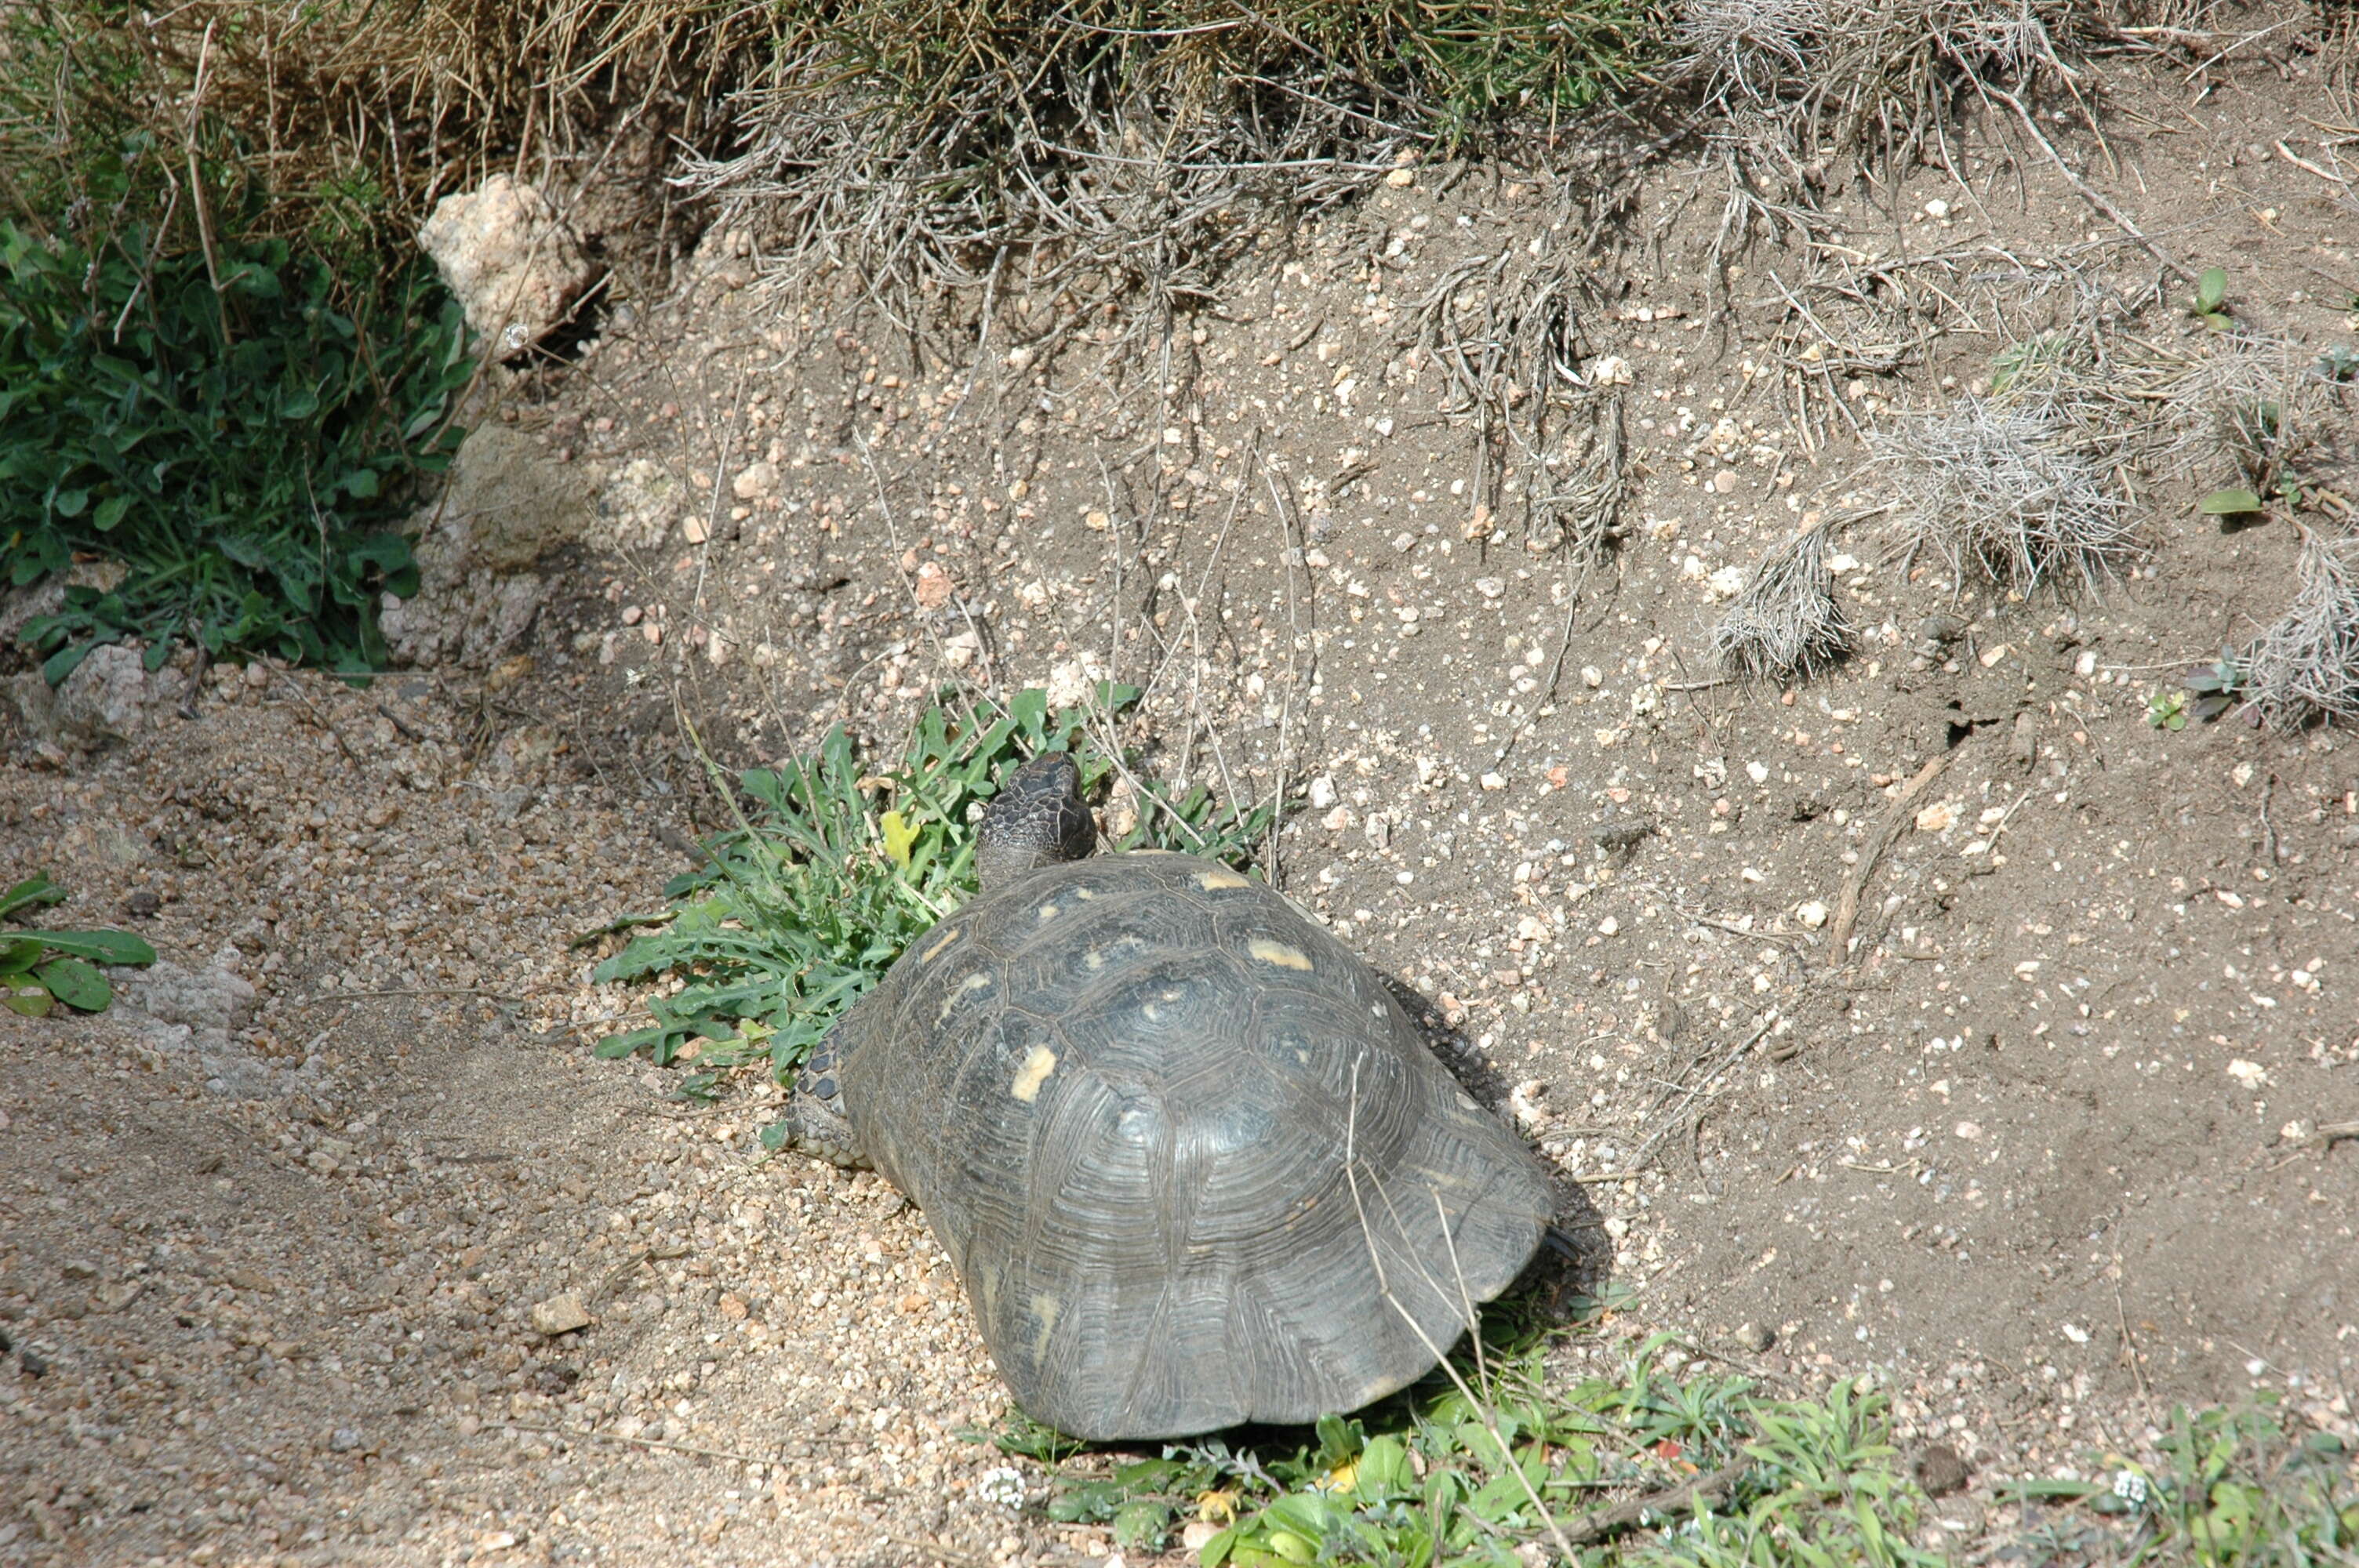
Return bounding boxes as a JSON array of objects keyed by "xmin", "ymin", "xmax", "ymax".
[{"xmin": 784, "ymin": 1025, "xmax": 872, "ymax": 1171}]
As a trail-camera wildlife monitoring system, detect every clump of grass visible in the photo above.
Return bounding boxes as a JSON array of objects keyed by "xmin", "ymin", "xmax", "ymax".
[
  {"xmin": 1989, "ymin": 1397, "xmax": 2357, "ymax": 1566},
  {"xmin": 0, "ymin": 0, "xmax": 740, "ymax": 264},
  {"xmin": 1976, "ymin": 325, "xmax": 2343, "ymax": 494},
  {"xmin": 1875, "ymin": 396, "xmax": 2142, "ymax": 597},
  {"xmin": 2238, "ymin": 530, "xmax": 2359, "ymax": 731},
  {"xmin": 1711, "ymin": 526, "xmax": 1849, "ymax": 683},
  {"xmin": 2180, "ymin": 337, "xmax": 2339, "ymax": 506},
  {"xmin": 587, "ymin": 684, "xmax": 1277, "ymax": 1143},
  {"xmin": 2123, "ymin": 1399, "xmax": 2358, "ymax": 1566},
  {"xmin": 1677, "ymin": 0, "xmax": 1827, "ymax": 107},
  {"xmin": 993, "ymin": 1321, "xmax": 1946, "ymax": 1566}
]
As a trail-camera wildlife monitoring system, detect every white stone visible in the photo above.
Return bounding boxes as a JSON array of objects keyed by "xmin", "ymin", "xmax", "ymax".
[
  {"xmin": 1044, "ymin": 657, "xmax": 1100, "ymax": 711},
  {"xmin": 530, "ymin": 1293, "xmax": 593, "ymax": 1336},
  {"xmin": 418, "ymin": 175, "xmax": 598, "ymax": 352}
]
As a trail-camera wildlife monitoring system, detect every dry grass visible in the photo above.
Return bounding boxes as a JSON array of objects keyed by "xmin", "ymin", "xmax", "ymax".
[
  {"xmin": 1875, "ymin": 395, "xmax": 2142, "ymax": 596},
  {"xmin": 6, "ymin": 0, "xmax": 1661, "ymax": 322},
  {"xmin": 1711, "ymin": 526, "xmax": 1851, "ymax": 681},
  {"xmin": 679, "ymin": 0, "xmax": 1661, "ymax": 318},
  {"xmin": 0, "ymin": 0, "xmax": 754, "ymax": 264},
  {"xmin": 1986, "ymin": 327, "xmax": 2339, "ymax": 482},
  {"xmin": 1408, "ymin": 233, "xmax": 1634, "ymax": 557},
  {"xmin": 2241, "ymin": 529, "xmax": 2359, "ymax": 731}
]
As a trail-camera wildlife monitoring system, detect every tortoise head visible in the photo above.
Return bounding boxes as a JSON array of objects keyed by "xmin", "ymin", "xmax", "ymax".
[{"xmin": 976, "ymin": 751, "xmax": 1096, "ymax": 888}]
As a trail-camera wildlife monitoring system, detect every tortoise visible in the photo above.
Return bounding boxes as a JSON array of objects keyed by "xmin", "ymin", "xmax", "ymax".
[{"xmin": 784, "ymin": 751, "xmax": 1554, "ymax": 1441}]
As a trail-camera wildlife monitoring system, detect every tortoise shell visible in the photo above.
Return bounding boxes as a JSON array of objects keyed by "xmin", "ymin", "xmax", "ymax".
[{"xmin": 834, "ymin": 850, "xmax": 1552, "ymax": 1440}]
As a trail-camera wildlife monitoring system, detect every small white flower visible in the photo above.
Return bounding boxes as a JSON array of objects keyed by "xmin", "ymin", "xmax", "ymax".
[
  {"xmin": 978, "ymin": 1465, "xmax": 1027, "ymax": 1511},
  {"xmin": 2112, "ymin": 1469, "xmax": 2148, "ymax": 1507}
]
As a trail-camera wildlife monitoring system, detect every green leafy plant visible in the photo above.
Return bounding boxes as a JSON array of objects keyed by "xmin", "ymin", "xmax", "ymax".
[
  {"xmin": 2146, "ymin": 689, "xmax": 2190, "ymax": 731},
  {"xmin": 587, "ymin": 684, "xmax": 1281, "ymax": 1142},
  {"xmin": 1, "ymin": 219, "xmax": 471, "ymax": 680},
  {"xmin": 2191, "ymin": 266, "xmax": 2232, "ymax": 331},
  {"xmin": 2184, "ymin": 651, "xmax": 2249, "ymax": 724},
  {"xmin": 1, "ymin": 873, "xmax": 157, "ymax": 1017},
  {"xmin": 2318, "ymin": 345, "xmax": 2359, "ymax": 383},
  {"xmin": 1, "ymin": 0, "xmax": 478, "ymax": 681}
]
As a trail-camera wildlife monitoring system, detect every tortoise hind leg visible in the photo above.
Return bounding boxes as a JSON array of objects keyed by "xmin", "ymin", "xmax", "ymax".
[{"xmin": 784, "ymin": 1030, "xmax": 873, "ymax": 1171}]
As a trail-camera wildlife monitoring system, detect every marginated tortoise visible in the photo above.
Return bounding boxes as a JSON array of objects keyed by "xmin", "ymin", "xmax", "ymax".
[{"xmin": 785, "ymin": 752, "xmax": 1554, "ymax": 1440}]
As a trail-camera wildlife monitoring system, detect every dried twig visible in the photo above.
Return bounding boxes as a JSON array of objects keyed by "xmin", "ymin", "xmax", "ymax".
[
  {"xmin": 1561, "ymin": 1458, "xmax": 1755, "ymax": 1545},
  {"xmin": 1827, "ymin": 749, "xmax": 1954, "ymax": 963}
]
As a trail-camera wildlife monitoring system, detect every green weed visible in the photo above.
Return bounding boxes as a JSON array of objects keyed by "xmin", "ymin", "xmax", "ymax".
[
  {"xmin": 2146, "ymin": 689, "xmax": 2190, "ymax": 731},
  {"xmin": 995, "ymin": 1323, "xmax": 1947, "ymax": 1568},
  {"xmin": 1, "ymin": 873, "xmax": 157, "ymax": 1017},
  {"xmin": 587, "ymin": 684, "xmax": 1278, "ymax": 1142},
  {"xmin": 0, "ymin": 222, "xmax": 471, "ymax": 679},
  {"xmin": 2191, "ymin": 267, "xmax": 2234, "ymax": 332},
  {"xmin": 2183, "ymin": 651, "xmax": 2248, "ymax": 724},
  {"xmin": 0, "ymin": 5, "xmax": 475, "ymax": 680}
]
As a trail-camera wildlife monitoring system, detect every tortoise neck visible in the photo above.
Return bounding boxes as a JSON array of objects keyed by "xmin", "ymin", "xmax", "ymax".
[{"xmin": 976, "ymin": 841, "xmax": 1071, "ymax": 890}]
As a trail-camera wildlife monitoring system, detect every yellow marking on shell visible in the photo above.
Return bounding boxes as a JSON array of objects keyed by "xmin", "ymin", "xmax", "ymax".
[
  {"xmin": 921, "ymin": 927, "xmax": 961, "ymax": 963},
  {"xmin": 1031, "ymin": 1292, "xmax": 1062, "ymax": 1356},
  {"xmin": 1248, "ymin": 938, "xmax": 1314, "ymax": 971},
  {"xmin": 1011, "ymin": 1045, "xmax": 1059, "ymax": 1102},
  {"xmin": 1038, "ymin": 902, "xmax": 1060, "ymax": 922},
  {"xmin": 1084, "ymin": 949, "xmax": 1106, "ymax": 971},
  {"xmin": 1141, "ymin": 1003, "xmax": 1161, "ymax": 1022},
  {"xmin": 1073, "ymin": 887, "xmax": 1096, "ymax": 901},
  {"xmin": 1197, "ymin": 868, "xmax": 1250, "ymax": 891},
  {"xmin": 937, "ymin": 971, "xmax": 993, "ymax": 1022}
]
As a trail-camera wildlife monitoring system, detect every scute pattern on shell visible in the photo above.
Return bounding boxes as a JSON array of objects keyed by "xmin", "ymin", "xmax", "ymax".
[{"xmin": 834, "ymin": 851, "xmax": 1553, "ymax": 1441}]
